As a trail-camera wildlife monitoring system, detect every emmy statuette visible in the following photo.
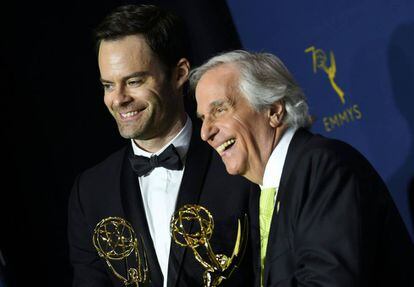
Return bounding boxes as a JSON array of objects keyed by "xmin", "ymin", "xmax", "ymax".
[
  {"xmin": 93, "ymin": 217, "xmax": 149, "ymax": 286},
  {"xmin": 170, "ymin": 205, "xmax": 248, "ymax": 287}
]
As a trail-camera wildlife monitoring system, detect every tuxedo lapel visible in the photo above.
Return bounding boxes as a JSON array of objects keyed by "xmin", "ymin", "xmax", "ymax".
[
  {"xmin": 175, "ymin": 125, "xmax": 211, "ymax": 221},
  {"xmin": 168, "ymin": 124, "xmax": 212, "ymax": 287},
  {"xmin": 277, "ymin": 128, "xmax": 313, "ymax": 195},
  {"xmin": 263, "ymin": 128, "xmax": 313, "ymax": 286},
  {"xmin": 120, "ymin": 145, "xmax": 164, "ymax": 286}
]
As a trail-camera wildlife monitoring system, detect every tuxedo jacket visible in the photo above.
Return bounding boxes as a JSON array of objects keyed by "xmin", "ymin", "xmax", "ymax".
[
  {"xmin": 68, "ymin": 126, "xmax": 256, "ymax": 287},
  {"xmin": 250, "ymin": 128, "xmax": 414, "ymax": 287}
]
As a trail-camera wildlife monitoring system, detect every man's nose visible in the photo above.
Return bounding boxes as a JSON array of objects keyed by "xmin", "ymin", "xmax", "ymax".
[
  {"xmin": 113, "ymin": 85, "xmax": 132, "ymax": 106},
  {"xmin": 200, "ymin": 119, "xmax": 219, "ymax": 142}
]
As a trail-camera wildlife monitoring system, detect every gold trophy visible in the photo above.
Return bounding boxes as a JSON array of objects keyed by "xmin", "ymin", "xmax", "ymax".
[
  {"xmin": 170, "ymin": 205, "xmax": 248, "ymax": 287},
  {"xmin": 92, "ymin": 217, "xmax": 149, "ymax": 286}
]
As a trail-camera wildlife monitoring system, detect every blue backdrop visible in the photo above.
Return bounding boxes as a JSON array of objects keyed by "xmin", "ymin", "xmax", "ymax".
[{"xmin": 227, "ymin": 0, "xmax": 414, "ymax": 238}]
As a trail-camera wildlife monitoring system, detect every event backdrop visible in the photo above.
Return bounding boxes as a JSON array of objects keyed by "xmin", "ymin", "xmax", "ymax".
[{"xmin": 227, "ymin": 0, "xmax": 414, "ymax": 238}]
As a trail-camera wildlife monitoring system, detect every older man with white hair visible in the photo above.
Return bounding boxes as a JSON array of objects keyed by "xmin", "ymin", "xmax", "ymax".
[{"xmin": 191, "ymin": 50, "xmax": 414, "ymax": 287}]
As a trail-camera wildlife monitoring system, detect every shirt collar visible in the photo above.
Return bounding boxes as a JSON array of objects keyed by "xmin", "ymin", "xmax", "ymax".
[
  {"xmin": 261, "ymin": 126, "xmax": 297, "ymax": 189},
  {"xmin": 131, "ymin": 115, "xmax": 192, "ymax": 162}
]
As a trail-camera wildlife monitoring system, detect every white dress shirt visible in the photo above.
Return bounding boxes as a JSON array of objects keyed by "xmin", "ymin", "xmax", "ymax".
[
  {"xmin": 261, "ymin": 127, "xmax": 297, "ymax": 203},
  {"xmin": 131, "ymin": 116, "xmax": 192, "ymax": 287}
]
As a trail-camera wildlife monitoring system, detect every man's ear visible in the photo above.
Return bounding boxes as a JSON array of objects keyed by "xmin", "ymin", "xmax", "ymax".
[
  {"xmin": 268, "ymin": 100, "xmax": 285, "ymax": 128},
  {"xmin": 173, "ymin": 58, "xmax": 190, "ymax": 90}
]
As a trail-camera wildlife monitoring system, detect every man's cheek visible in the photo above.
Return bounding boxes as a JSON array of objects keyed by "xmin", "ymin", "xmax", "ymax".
[{"xmin": 232, "ymin": 114, "xmax": 250, "ymax": 130}]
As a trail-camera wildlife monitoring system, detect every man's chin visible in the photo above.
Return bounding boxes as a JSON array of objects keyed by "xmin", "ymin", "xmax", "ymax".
[
  {"xmin": 223, "ymin": 162, "xmax": 241, "ymax": 176},
  {"xmin": 118, "ymin": 127, "xmax": 142, "ymax": 140}
]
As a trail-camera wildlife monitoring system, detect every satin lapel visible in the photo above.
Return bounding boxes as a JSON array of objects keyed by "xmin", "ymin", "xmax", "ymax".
[
  {"xmin": 263, "ymin": 128, "xmax": 313, "ymax": 286},
  {"xmin": 120, "ymin": 145, "xmax": 163, "ymax": 286},
  {"xmin": 168, "ymin": 124, "xmax": 212, "ymax": 287},
  {"xmin": 277, "ymin": 128, "xmax": 313, "ymax": 199}
]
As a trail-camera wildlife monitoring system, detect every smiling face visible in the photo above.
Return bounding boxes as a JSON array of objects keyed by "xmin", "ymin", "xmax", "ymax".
[
  {"xmin": 195, "ymin": 64, "xmax": 278, "ymax": 184},
  {"xmin": 98, "ymin": 35, "xmax": 188, "ymax": 150}
]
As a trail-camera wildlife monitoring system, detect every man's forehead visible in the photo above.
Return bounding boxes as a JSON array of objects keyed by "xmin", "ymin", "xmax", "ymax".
[
  {"xmin": 202, "ymin": 63, "xmax": 238, "ymax": 81},
  {"xmin": 99, "ymin": 35, "xmax": 153, "ymax": 64},
  {"xmin": 197, "ymin": 65, "xmax": 238, "ymax": 93}
]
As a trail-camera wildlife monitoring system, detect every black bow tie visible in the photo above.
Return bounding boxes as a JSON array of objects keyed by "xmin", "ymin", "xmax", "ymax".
[{"xmin": 129, "ymin": 144, "xmax": 183, "ymax": 176}]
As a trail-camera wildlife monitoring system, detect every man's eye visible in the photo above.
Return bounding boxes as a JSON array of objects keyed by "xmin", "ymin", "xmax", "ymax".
[
  {"xmin": 127, "ymin": 79, "xmax": 142, "ymax": 87},
  {"xmin": 102, "ymin": 83, "xmax": 113, "ymax": 91},
  {"xmin": 215, "ymin": 107, "xmax": 227, "ymax": 115}
]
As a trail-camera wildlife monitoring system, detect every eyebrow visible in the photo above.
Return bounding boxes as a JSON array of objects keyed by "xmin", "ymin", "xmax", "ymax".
[
  {"xmin": 100, "ymin": 71, "xmax": 148, "ymax": 83},
  {"xmin": 196, "ymin": 99, "xmax": 228, "ymax": 119}
]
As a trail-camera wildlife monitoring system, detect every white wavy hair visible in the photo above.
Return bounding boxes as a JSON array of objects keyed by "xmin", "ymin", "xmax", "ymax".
[{"xmin": 190, "ymin": 50, "xmax": 312, "ymax": 128}]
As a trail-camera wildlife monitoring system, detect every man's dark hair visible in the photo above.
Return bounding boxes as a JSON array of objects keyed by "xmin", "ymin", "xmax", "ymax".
[{"xmin": 95, "ymin": 4, "xmax": 188, "ymax": 75}]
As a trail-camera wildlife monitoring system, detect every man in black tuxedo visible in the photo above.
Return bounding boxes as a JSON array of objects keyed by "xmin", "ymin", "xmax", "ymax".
[
  {"xmin": 192, "ymin": 50, "xmax": 414, "ymax": 287},
  {"xmin": 68, "ymin": 5, "xmax": 254, "ymax": 287}
]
